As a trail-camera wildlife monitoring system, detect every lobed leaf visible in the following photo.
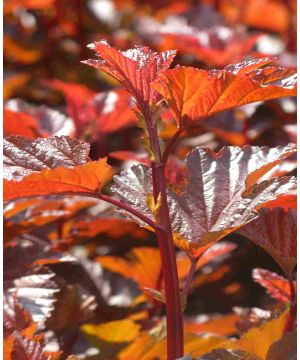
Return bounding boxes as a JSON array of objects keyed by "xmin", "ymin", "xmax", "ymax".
[
  {"xmin": 112, "ymin": 145, "xmax": 296, "ymax": 258},
  {"xmin": 83, "ymin": 40, "xmax": 176, "ymax": 111},
  {"xmin": 238, "ymin": 208, "xmax": 296, "ymax": 275},
  {"xmin": 153, "ymin": 58, "xmax": 297, "ymax": 128}
]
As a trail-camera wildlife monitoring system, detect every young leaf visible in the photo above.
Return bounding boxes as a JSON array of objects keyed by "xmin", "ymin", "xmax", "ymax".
[
  {"xmin": 238, "ymin": 208, "xmax": 296, "ymax": 275},
  {"xmin": 83, "ymin": 40, "xmax": 176, "ymax": 111},
  {"xmin": 153, "ymin": 58, "xmax": 296, "ymax": 128},
  {"xmin": 252, "ymin": 268, "xmax": 295, "ymax": 303}
]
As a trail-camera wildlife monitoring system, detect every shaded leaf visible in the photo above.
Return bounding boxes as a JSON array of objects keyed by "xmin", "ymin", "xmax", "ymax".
[
  {"xmin": 97, "ymin": 247, "xmax": 161, "ymax": 292},
  {"xmin": 252, "ymin": 268, "xmax": 295, "ymax": 303},
  {"xmin": 83, "ymin": 40, "xmax": 176, "ymax": 111},
  {"xmin": 153, "ymin": 58, "xmax": 296, "ymax": 128},
  {"xmin": 198, "ymin": 348, "xmax": 261, "ymax": 360},
  {"xmin": 238, "ymin": 208, "xmax": 296, "ymax": 275},
  {"xmin": 266, "ymin": 331, "xmax": 296, "ymax": 360}
]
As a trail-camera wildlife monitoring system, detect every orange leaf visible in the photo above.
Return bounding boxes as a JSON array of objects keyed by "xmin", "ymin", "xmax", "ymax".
[
  {"xmin": 4, "ymin": 109, "xmax": 41, "ymax": 139},
  {"xmin": 4, "ymin": 159, "xmax": 112, "ymax": 201},
  {"xmin": 153, "ymin": 58, "xmax": 296, "ymax": 129},
  {"xmin": 98, "ymin": 247, "xmax": 161, "ymax": 291},
  {"xmin": 83, "ymin": 40, "xmax": 176, "ymax": 111}
]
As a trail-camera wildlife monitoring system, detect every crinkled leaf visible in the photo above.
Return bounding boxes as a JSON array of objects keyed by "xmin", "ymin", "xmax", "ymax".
[
  {"xmin": 238, "ymin": 208, "xmax": 296, "ymax": 275},
  {"xmin": 4, "ymin": 295, "xmax": 33, "ymax": 338},
  {"xmin": 112, "ymin": 145, "xmax": 296, "ymax": 258},
  {"xmin": 252, "ymin": 268, "xmax": 295, "ymax": 303},
  {"xmin": 83, "ymin": 40, "xmax": 176, "ymax": 110},
  {"xmin": 4, "ymin": 158, "xmax": 111, "ymax": 201},
  {"xmin": 4, "ymin": 135, "xmax": 89, "ymax": 181},
  {"xmin": 8, "ymin": 332, "xmax": 48, "ymax": 360},
  {"xmin": 153, "ymin": 58, "xmax": 297, "ymax": 128}
]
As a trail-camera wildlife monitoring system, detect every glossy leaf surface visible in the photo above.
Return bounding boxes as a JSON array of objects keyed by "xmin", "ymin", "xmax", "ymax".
[
  {"xmin": 153, "ymin": 58, "xmax": 297, "ymax": 128},
  {"xmin": 238, "ymin": 208, "xmax": 296, "ymax": 275}
]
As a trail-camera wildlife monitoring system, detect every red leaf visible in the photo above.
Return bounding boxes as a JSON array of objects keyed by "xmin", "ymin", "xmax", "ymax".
[
  {"xmin": 46, "ymin": 80, "xmax": 136, "ymax": 136},
  {"xmin": 153, "ymin": 58, "xmax": 296, "ymax": 129},
  {"xmin": 238, "ymin": 208, "xmax": 296, "ymax": 275},
  {"xmin": 83, "ymin": 40, "xmax": 176, "ymax": 111},
  {"xmin": 112, "ymin": 145, "xmax": 296, "ymax": 258},
  {"xmin": 252, "ymin": 268, "xmax": 295, "ymax": 303}
]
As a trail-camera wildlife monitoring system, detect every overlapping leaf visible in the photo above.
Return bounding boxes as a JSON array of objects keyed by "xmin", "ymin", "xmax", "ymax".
[
  {"xmin": 252, "ymin": 268, "xmax": 295, "ymax": 303},
  {"xmin": 112, "ymin": 145, "xmax": 296, "ymax": 258},
  {"xmin": 4, "ymin": 136, "xmax": 112, "ymax": 201},
  {"xmin": 83, "ymin": 40, "xmax": 176, "ymax": 111},
  {"xmin": 153, "ymin": 58, "xmax": 297, "ymax": 128},
  {"xmin": 238, "ymin": 208, "xmax": 296, "ymax": 275},
  {"xmin": 45, "ymin": 80, "xmax": 135, "ymax": 136},
  {"xmin": 97, "ymin": 247, "xmax": 161, "ymax": 294}
]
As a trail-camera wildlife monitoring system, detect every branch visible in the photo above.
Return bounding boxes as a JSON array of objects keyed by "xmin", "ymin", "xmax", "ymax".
[
  {"xmin": 182, "ymin": 258, "xmax": 198, "ymax": 300},
  {"xmin": 62, "ymin": 191, "xmax": 160, "ymax": 231}
]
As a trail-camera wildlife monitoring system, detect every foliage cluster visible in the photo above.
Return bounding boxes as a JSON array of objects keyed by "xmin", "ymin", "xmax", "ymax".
[{"xmin": 4, "ymin": 1, "xmax": 297, "ymax": 359}]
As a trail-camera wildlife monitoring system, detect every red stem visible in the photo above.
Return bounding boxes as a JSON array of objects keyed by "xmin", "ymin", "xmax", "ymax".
[
  {"xmin": 145, "ymin": 108, "xmax": 183, "ymax": 359},
  {"xmin": 283, "ymin": 275, "xmax": 297, "ymax": 333}
]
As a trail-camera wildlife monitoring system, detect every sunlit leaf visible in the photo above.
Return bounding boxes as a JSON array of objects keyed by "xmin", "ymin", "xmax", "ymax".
[
  {"xmin": 153, "ymin": 58, "xmax": 296, "ymax": 129},
  {"xmin": 10, "ymin": 270, "xmax": 60, "ymax": 326},
  {"xmin": 238, "ymin": 208, "xmax": 296, "ymax": 275},
  {"xmin": 83, "ymin": 40, "xmax": 176, "ymax": 111},
  {"xmin": 223, "ymin": 309, "xmax": 289, "ymax": 359},
  {"xmin": 252, "ymin": 268, "xmax": 295, "ymax": 303},
  {"xmin": 4, "ymin": 136, "xmax": 89, "ymax": 181},
  {"xmin": 112, "ymin": 145, "xmax": 296, "ymax": 258},
  {"xmin": 4, "ymin": 109, "xmax": 41, "ymax": 139}
]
